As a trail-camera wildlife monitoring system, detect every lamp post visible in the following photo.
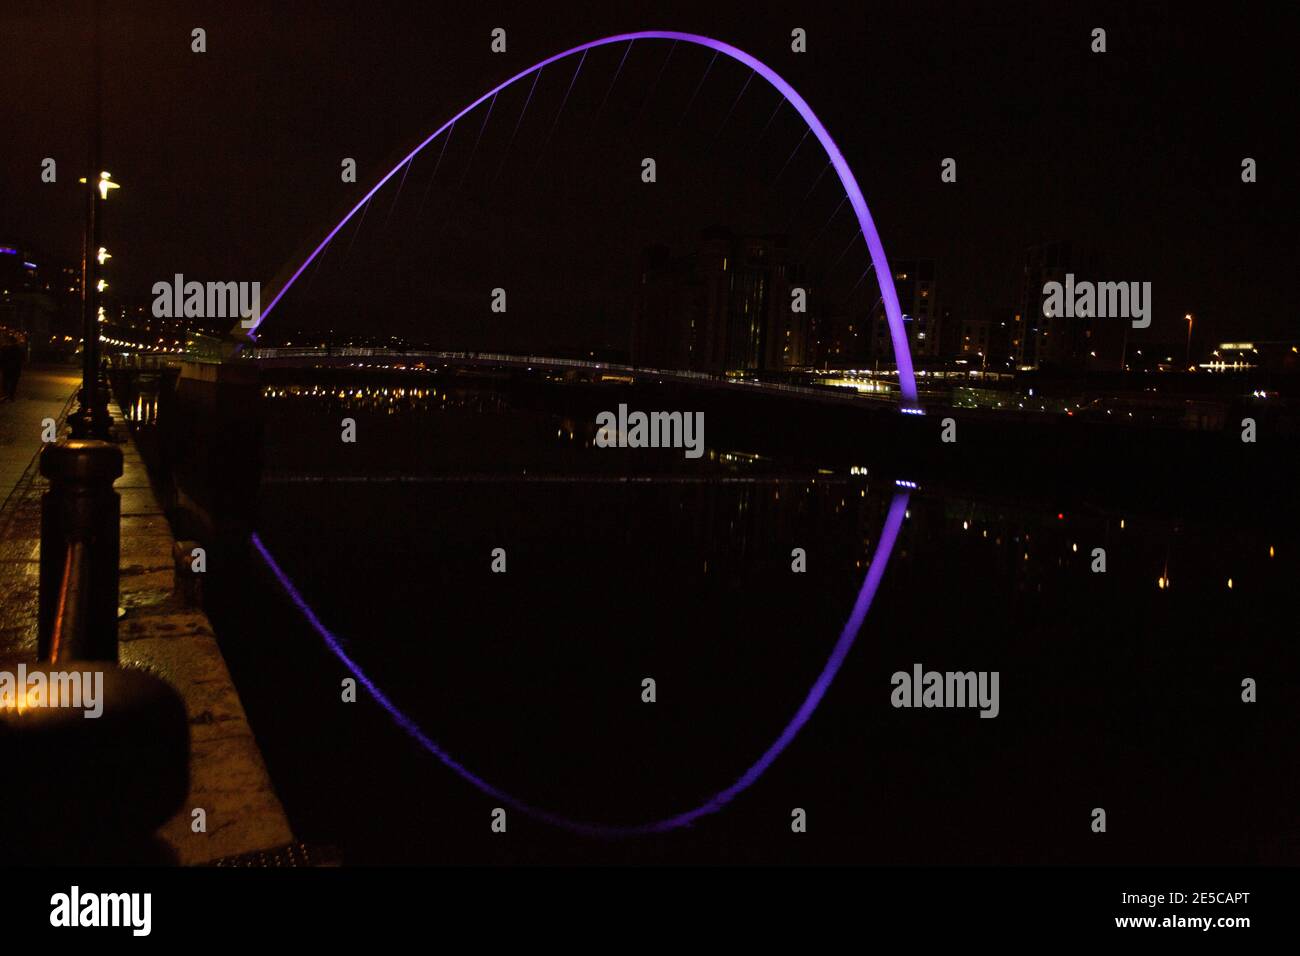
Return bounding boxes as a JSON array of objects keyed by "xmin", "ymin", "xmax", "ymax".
[
  {"xmin": 68, "ymin": 171, "xmax": 118, "ymax": 440},
  {"xmin": 68, "ymin": 0, "xmax": 115, "ymax": 439},
  {"xmin": 1184, "ymin": 313, "xmax": 1194, "ymax": 368}
]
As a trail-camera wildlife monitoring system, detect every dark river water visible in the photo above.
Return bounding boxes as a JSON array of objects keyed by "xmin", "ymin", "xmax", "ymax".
[{"xmin": 137, "ymin": 375, "xmax": 1297, "ymax": 865}]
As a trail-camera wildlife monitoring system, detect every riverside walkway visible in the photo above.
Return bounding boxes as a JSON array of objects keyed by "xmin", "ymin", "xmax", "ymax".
[
  {"xmin": 0, "ymin": 365, "xmax": 294, "ymax": 863},
  {"xmin": 0, "ymin": 364, "xmax": 80, "ymax": 514}
]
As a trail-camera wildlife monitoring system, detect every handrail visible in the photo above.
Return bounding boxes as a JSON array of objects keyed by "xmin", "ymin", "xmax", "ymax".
[{"xmin": 47, "ymin": 540, "xmax": 87, "ymax": 663}]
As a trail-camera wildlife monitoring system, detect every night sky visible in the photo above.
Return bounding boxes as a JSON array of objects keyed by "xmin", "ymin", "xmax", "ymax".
[{"xmin": 1, "ymin": 1, "xmax": 1292, "ymax": 351}]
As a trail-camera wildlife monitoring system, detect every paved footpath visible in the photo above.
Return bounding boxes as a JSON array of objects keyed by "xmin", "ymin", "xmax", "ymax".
[
  {"xmin": 0, "ymin": 364, "xmax": 81, "ymax": 510},
  {"xmin": 0, "ymin": 364, "xmax": 80, "ymax": 657}
]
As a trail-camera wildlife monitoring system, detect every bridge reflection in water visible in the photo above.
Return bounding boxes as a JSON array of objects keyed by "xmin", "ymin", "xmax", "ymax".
[{"xmin": 110, "ymin": 369, "xmax": 1289, "ymax": 865}]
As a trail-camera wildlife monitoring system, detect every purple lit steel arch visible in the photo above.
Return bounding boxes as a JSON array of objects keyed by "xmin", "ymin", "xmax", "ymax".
[
  {"xmin": 251, "ymin": 491, "xmax": 909, "ymax": 837},
  {"xmin": 247, "ymin": 31, "xmax": 919, "ymax": 407}
]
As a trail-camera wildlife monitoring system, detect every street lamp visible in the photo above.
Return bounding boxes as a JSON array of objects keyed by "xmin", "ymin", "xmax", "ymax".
[
  {"xmin": 35, "ymin": 0, "xmax": 130, "ymax": 665},
  {"xmin": 1184, "ymin": 313, "xmax": 1194, "ymax": 368},
  {"xmin": 68, "ymin": 170, "xmax": 120, "ymax": 439},
  {"xmin": 95, "ymin": 171, "xmax": 120, "ymax": 200}
]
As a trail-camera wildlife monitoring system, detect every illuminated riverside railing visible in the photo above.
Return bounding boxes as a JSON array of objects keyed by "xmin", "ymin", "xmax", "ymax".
[
  {"xmin": 99, "ymin": 329, "xmax": 226, "ymax": 364},
  {"xmin": 246, "ymin": 347, "xmax": 915, "ymax": 405},
  {"xmin": 102, "ymin": 338, "xmax": 927, "ymax": 406}
]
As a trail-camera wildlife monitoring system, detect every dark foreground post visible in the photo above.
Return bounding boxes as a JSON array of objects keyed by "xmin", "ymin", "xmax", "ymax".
[
  {"xmin": 38, "ymin": 439, "xmax": 124, "ymax": 661},
  {"xmin": 16, "ymin": 438, "xmax": 192, "ymax": 864},
  {"xmin": 0, "ymin": 664, "xmax": 190, "ymax": 864}
]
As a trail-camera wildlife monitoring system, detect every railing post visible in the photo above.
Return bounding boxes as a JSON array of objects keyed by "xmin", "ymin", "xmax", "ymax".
[{"xmin": 37, "ymin": 439, "xmax": 124, "ymax": 662}]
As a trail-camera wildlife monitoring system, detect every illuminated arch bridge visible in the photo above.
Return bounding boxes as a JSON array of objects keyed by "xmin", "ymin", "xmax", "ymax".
[
  {"xmin": 241, "ymin": 30, "xmax": 920, "ymax": 411},
  {"xmin": 246, "ymin": 32, "xmax": 917, "ymax": 838}
]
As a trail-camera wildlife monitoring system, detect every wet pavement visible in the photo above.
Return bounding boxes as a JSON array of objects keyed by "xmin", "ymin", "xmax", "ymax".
[
  {"xmin": 0, "ymin": 363, "xmax": 80, "ymax": 509},
  {"xmin": 0, "ymin": 364, "xmax": 80, "ymax": 658}
]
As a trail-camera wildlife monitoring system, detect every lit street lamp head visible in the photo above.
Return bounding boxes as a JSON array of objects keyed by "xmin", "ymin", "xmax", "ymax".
[
  {"xmin": 97, "ymin": 171, "xmax": 120, "ymax": 200},
  {"xmin": 77, "ymin": 171, "xmax": 121, "ymax": 200}
]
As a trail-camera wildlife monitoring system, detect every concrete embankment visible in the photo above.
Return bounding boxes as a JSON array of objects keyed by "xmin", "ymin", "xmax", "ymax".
[{"xmin": 0, "ymin": 381, "xmax": 292, "ymax": 864}]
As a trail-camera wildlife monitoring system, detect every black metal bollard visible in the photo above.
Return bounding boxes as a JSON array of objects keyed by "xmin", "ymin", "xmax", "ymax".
[
  {"xmin": 0, "ymin": 662, "xmax": 190, "ymax": 864},
  {"xmin": 38, "ymin": 439, "xmax": 124, "ymax": 662}
]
